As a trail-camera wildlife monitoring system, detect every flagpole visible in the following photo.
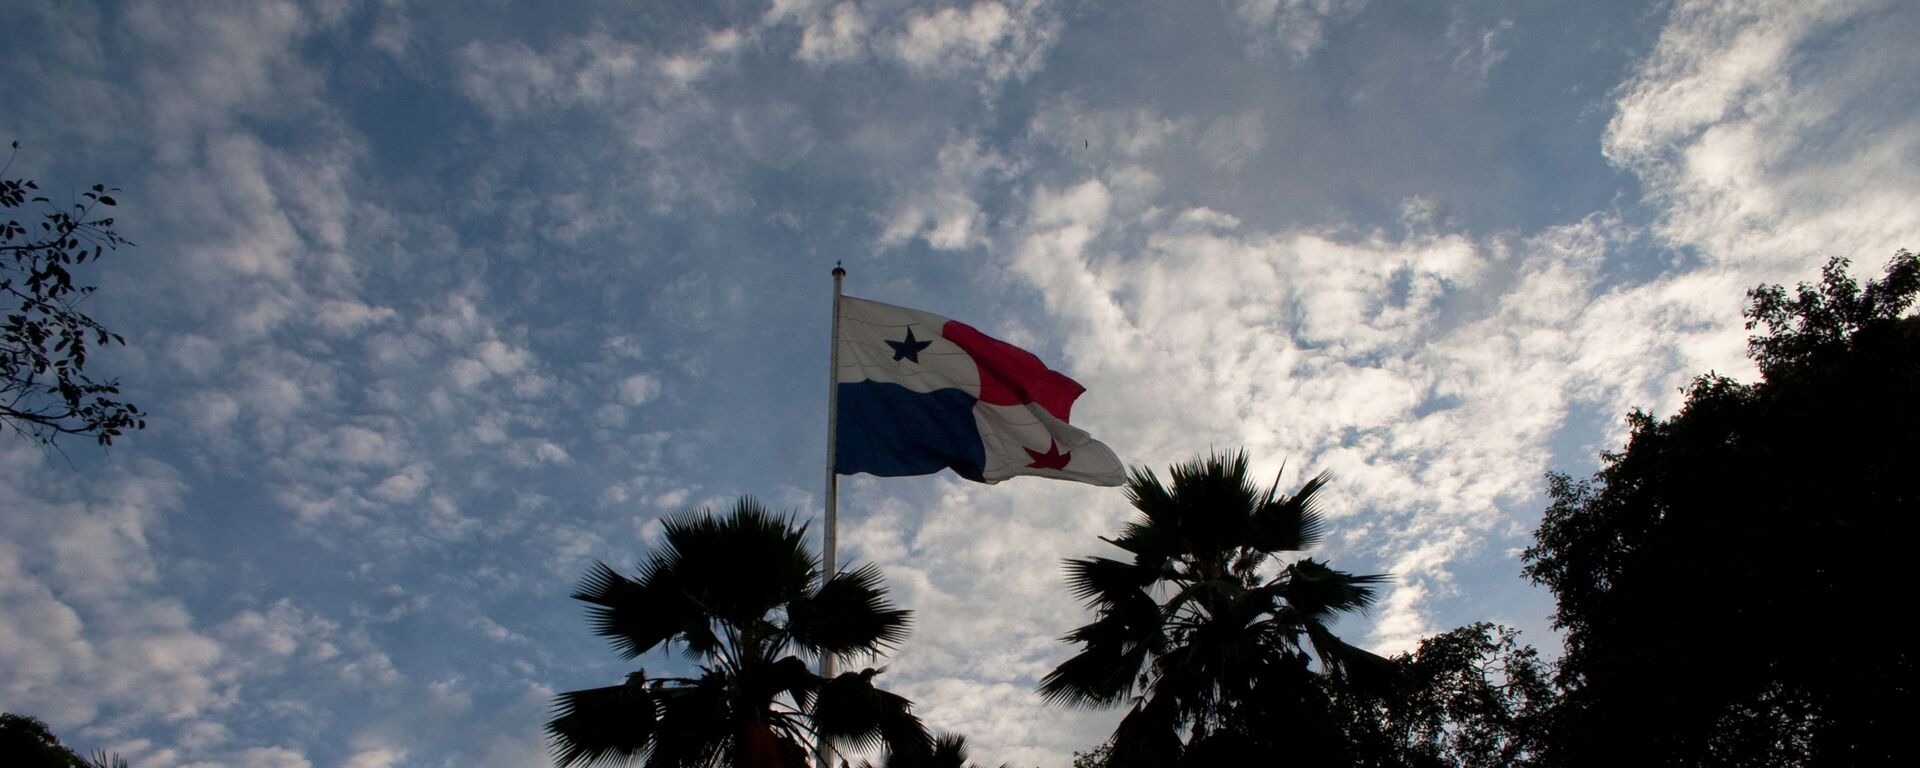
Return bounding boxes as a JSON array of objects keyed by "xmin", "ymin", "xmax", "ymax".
[{"xmin": 818, "ymin": 263, "xmax": 845, "ymax": 768}]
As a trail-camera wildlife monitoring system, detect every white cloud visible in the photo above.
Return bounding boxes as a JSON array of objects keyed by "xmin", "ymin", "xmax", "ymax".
[
  {"xmin": 454, "ymin": 36, "xmax": 624, "ymax": 119},
  {"xmin": 1231, "ymin": 0, "xmax": 1370, "ymax": 60},
  {"xmin": 119, "ymin": 0, "xmax": 338, "ymax": 151},
  {"xmin": 989, "ymin": 161, "xmax": 1756, "ymax": 661},
  {"xmin": 455, "ymin": 26, "xmax": 744, "ymax": 117},
  {"xmin": 225, "ymin": 746, "xmax": 314, "ymax": 768},
  {"xmin": 0, "ymin": 453, "xmax": 233, "ymax": 729},
  {"xmin": 343, "ymin": 743, "xmax": 407, "ymax": 768},
  {"xmin": 889, "ymin": 1, "xmax": 1062, "ymax": 85},
  {"xmin": 1449, "ymin": 17, "xmax": 1514, "ymax": 85},
  {"xmin": 314, "ymin": 299, "xmax": 398, "ymax": 338},
  {"xmin": 469, "ymin": 615, "xmax": 530, "ymax": 646},
  {"xmin": 618, "ymin": 373, "xmax": 661, "ymax": 406},
  {"xmin": 290, "ymin": 424, "xmax": 405, "ymax": 468},
  {"xmin": 167, "ymin": 334, "xmax": 225, "ymax": 377},
  {"xmin": 1605, "ymin": 0, "xmax": 1918, "ymax": 274},
  {"xmin": 798, "ymin": 2, "xmax": 870, "ymax": 64},
  {"xmin": 370, "ymin": 463, "xmax": 432, "ymax": 504},
  {"xmin": 1196, "ymin": 111, "xmax": 1267, "ymax": 169},
  {"xmin": 658, "ymin": 27, "xmax": 747, "ymax": 87},
  {"xmin": 879, "ymin": 137, "xmax": 1013, "ymax": 250}
]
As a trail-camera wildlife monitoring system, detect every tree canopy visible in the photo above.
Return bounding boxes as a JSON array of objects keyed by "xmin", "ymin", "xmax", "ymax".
[
  {"xmin": 0, "ymin": 713, "xmax": 123, "ymax": 768},
  {"xmin": 1523, "ymin": 252, "xmax": 1920, "ymax": 767},
  {"xmin": 0, "ymin": 713, "xmax": 87, "ymax": 768}
]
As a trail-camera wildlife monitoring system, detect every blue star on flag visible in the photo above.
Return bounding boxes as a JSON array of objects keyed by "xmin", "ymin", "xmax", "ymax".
[{"xmin": 887, "ymin": 328, "xmax": 933, "ymax": 363}]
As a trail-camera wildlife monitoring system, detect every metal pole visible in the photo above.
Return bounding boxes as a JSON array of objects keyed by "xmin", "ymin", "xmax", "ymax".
[{"xmin": 817, "ymin": 263, "xmax": 846, "ymax": 768}]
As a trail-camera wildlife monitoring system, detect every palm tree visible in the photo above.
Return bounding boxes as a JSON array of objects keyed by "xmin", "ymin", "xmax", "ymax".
[
  {"xmin": 857, "ymin": 733, "xmax": 1012, "ymax": 768},
  {"xmin": 1038, "ymin": 452, "xmax": 1391, "ymax": 767},
  {"xmin": 548, "ymin": 497, "xmax": 932, "ymax": 767}
]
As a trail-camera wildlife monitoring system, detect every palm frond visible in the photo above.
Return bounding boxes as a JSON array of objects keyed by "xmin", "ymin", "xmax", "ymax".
[
  {"xmin": 878, "ymin": 732, "xmax": 1014, "ymax": 768},
  {"xmin": 788, "ymin": 563, "xmax": 912, "ymax": 660},
  {"xmin": 814, "ymin": 667, "xmax": 932, "ymax": 756},
  {"xmin": 735, "ymin": 654, "xmax": 819, "ymax": 713},
  {"xmin": 1275, "ymin": 558, "xmax": 1388, "ymax": 618},
  {"xmin": 650, "ymin": 673, "xmax": 736, "ymax": 768},
  {"xmin": 85, "ymin": 751, "xmax": 129, "ymax": 768},
  {"xmin": 547, "ymin": 674, "xmax": 660, "ymax": 768},
  {"xmin": 1303, "ymin": 623, "xmax": 1399, "ymax": 693},
  {"xmin": 1105, "ymin": 693, "xmax": 1183, "ymax": 768},
  {"xmin": 1062, "ymin": 594, "xmax": 1164, "ymax": 649},
  {"xmin": 1037, "ymin": 639, "xmax": 1153, "ymax": 708},
  {"xmin": 1162, "ymin": 575, "xmax": 1260, "ymax": 622},
  {"xmin": 925, "ymin": 733, "xmax": 972, "ymax": 768},
  {"xmin": 572, "ymin": 561, "xmax": 634, "ymax": 606},
  {"xmin": 1103, "ymin": 521, "xmax": 1172, "ymax": 568},
  {"xmin": 1063, "ymin": 556, "xmax": 1156, "ymax": 606},
  {"xmin": 657, "ymin": 498, "xmax": 818, "ymax": 631},
  {"xmin": 1249, "ymin": 470, "xmax": 1332, "ymax": 553},
  {"xmin": 1157, "ymin": 450, "xmax": 1262, "ymax": 561},
  {"xmin": 574, "ymin": 561, "xmax": 703, "ymax": 660}
]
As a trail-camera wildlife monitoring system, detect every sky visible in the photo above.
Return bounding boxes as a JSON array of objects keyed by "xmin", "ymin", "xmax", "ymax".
[{"xmin": 2, "ymin": 0, "xmax": 1917, "ymax": 765}]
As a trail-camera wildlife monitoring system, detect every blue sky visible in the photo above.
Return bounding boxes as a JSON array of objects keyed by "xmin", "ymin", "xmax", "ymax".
[{"xmin": 4, "ymin": 0, "xmax": 1917, "ymax": 765}]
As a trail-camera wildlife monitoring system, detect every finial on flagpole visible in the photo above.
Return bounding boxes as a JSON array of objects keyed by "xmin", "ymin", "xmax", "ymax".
[{"xmin": 832, "ymin": 260, "xmax": 846, "ymax": 278}]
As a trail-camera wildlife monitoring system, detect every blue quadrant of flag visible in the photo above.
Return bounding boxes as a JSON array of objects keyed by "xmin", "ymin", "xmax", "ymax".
[{"xmin": 837, "ymin": 382, "xmax": 986, "ymax": 481}]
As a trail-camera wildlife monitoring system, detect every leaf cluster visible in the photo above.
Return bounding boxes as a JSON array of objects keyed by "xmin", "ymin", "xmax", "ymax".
[{"xmin": 1, "ymin": 142, "xmax": 144, "ymax": 446}]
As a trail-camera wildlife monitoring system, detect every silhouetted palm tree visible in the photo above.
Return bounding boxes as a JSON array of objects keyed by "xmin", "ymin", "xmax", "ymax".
[
  {"xmin": 857, "ymin": 733, "xmax": 1012, "ymax": 768},
  {"xmin": 1038, "ymin": 452, "xmax": 1390, "ymax": 767},
  {"xmin": 548, "ymin": 498, "xmax": 932, "ymax": 767}
]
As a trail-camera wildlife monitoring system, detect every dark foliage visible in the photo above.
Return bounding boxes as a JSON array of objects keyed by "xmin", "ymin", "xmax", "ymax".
[
  {"xmin": 855, "ymin": 732, "xmax": 1014, "ymax": 768},
  {"xmin": 1332, "ymin": 623, "xmax": 1555, "ymax": 768},
  {"xmin": 1069, "ymin": 743, "xmax": 1111, "ymax": 768},
  {"xmin": 0, "ymin": 713, "xmax": 86, "ymax": 768},
  {"xmin": 1040, "ymin": 451, "xmax": 1390, "ymax": 768},
  {"xmin": 1524, "ymin": 252, "xmax": 1920, "ymax": 767},
  {"xmin": 547, "ymin": 498, "xmax": 929, "ymax": 768},
  {"xmin": 0, "ymin": 713, "xmax": 122, "ymax": 768},
  {"xmin": 1, "ymin": 143, "xmax": 145, "ymax": 446}
]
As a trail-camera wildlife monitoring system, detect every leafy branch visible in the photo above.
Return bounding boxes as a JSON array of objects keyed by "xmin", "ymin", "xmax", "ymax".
[{"xmin": 1, "ymin": 141, "xmax": 145, "ymax": 446}]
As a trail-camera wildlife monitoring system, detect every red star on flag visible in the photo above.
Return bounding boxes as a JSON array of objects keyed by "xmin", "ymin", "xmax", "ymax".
[{"xmin": 1024, "ymin": 440, "xmax": 1072, "ymax": 470}]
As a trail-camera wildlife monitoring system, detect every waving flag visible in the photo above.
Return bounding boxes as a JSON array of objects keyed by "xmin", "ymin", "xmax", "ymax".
[{"xmin": 834, "ymin": 296, "xmax": 1124, "ymax": 486}]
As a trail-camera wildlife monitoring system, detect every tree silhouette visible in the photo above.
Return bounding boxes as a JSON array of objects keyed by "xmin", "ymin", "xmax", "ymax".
[
  {"xmin": 855, "ymin": 732, "xmax": 1013, "ymax": 768},
  {"xmin": 0, "ymin": 713, "xmax": 86, "ymax": 768},
  {"xmin": 1524, "ymin": 252, "xmax": 1920, "ymax": 767},
  {"xmin": 1039, "ymin": 452, "xmax": 1390, "ymax": 767},
  {"xmin": 1331, "ymin": 623, "xmax": 1555, "ymax": 768},
  {"xmin": 547, "ymin": 498, "xmax": 930, "ymax": 768},
  {"xmin": 1068, "ymin": 743, "xmax": 1110, "ymax": 768},
  {"xmin": 0, "ymin": 713, "xmax": 126, "ymax": 768},
  {"xmin": 1, "ymin": 142, "xmax": 144, "ymax": 446}
]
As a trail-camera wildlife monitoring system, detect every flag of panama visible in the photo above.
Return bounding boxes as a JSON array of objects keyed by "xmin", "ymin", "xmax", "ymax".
[{"xmin": 835, "ymin": 296, "xmax": 1125, "ymax": 486}]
